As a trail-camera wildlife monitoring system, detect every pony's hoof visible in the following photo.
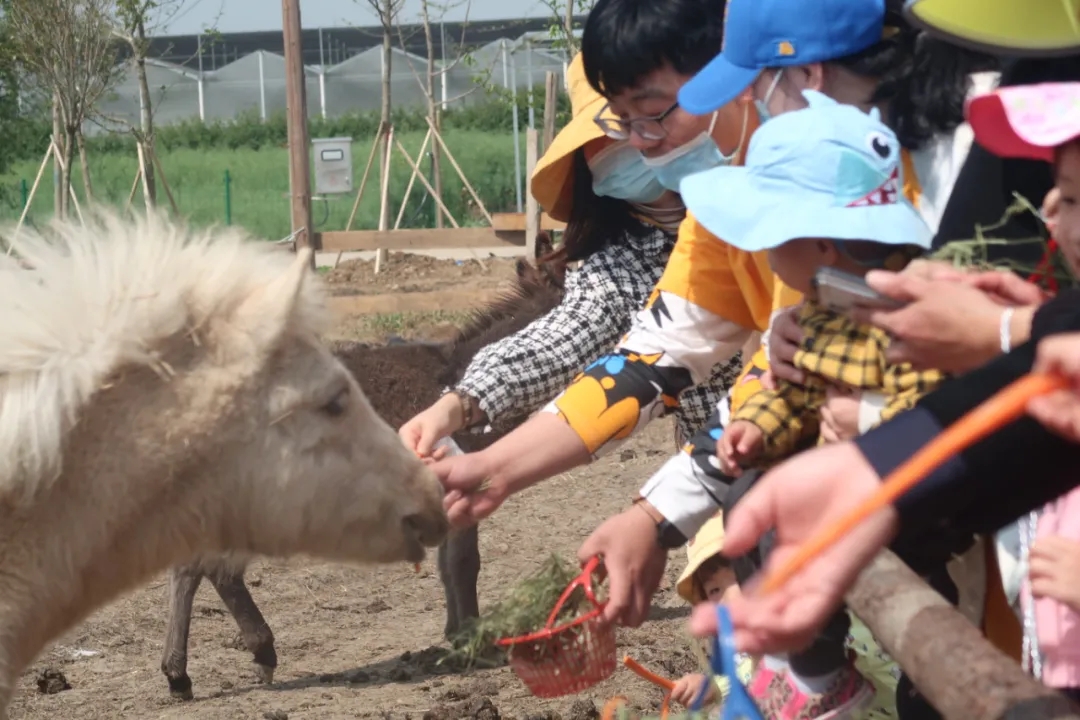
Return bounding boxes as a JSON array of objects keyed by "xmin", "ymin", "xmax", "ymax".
[
  {"xmin": 253, "ymin": 663, "xmax": 275, "ymax": 685},
  {"xmin": 167, "ymin": 675, "xmax": 194, "ymax": 701}
]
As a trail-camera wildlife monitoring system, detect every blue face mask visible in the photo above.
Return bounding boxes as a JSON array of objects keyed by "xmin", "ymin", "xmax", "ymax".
[
  {"xmin": 754, "ymin": 69, "xmax": 784, "ymax": 125},
  {"xmin": 641, "ymin": 107, "xmax": 748, "ymax": 194},
  {"xmin": 589, "ymin": 141, "xmax": 666, "ymax": 204}
]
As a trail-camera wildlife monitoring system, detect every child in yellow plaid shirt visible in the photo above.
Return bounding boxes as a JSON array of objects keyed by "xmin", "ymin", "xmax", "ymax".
[
  {"xmin": 720, "ymin": 306, "xmax": 944, "ymax": 471},
  {"xmin": 673, "ymin": 90, "xmax": 940, "ymax": 720}
]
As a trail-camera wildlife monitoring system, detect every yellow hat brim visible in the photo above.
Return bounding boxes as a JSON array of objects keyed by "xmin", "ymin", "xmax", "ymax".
[
  {"xmin": 529, "ymin": 92, "xmax": 608, "ymax": 224},
  {"xmin": 675, "ymin": 513, "xmax": 727, "ymax": 604},
  {"xmin": 906, "ymin": 0, "xmax": 1080, "ymax": 55}
]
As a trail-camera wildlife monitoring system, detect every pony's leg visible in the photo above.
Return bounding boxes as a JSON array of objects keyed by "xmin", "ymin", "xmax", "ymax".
[
  {"xmin": 437, "ymin": 536, "xmax": 458, "ymax": 639},
  {"xmin": 206, "ymin": 565, "xmax": 276, "ymax": 685},
  {"xmin": 439, "ymin": 525, "xmax": 480, "ymax": 641},
  {"xmin": 161, "ymin": 564, "xmax": 203, "ymax": 700}
]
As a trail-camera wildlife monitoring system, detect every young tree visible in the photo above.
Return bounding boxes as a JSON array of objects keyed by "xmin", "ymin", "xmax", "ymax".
[
  {"xmin": 540, "ymin": 0, "xmax": 592, "ymax": 55},
  {"xmin": 407, "ymin": 0, "xmax": 475, "ymax": 228},
  {"xmin": 111, "ymin": 0, "xmax": 214, "ymax": 210},
  {"xmin": 6, "ymin": 0, "xmax": 122, "ymax": 218},
  {"xmin": 360, "ymin": 0, "xmax": 405, "ymax": 231}
]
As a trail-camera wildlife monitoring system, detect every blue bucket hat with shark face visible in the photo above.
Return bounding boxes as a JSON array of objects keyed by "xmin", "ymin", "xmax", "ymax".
[{"xmin": 680, "ymin": 90, "xmax": 932, "ymax": 253}]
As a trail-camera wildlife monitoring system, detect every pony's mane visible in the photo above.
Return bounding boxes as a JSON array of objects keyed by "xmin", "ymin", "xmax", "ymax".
[
  {"xmin": 0, "ymin": 210, "xmax": 328, "ymax": 498},
  {"xmin": 438, "ymin": 257, "xmax": 565, "ymax": 387}
]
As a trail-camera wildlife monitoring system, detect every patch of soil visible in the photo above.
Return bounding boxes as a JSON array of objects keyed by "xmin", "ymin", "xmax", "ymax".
[
  {"xmin": 324, "ymin": 253, "xmax": 520, "ymax": 296},
  {"xmin": 13, "ymin": 422, "xmax": 698, "ymax": 720}
]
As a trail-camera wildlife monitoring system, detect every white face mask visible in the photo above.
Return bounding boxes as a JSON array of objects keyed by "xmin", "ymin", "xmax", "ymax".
[
  {"xmin": 755, "ymin": 69, "xmax": 784, "ymax": 125},
  {"xmin": 641, "ymin": 105, "xmax": 750, "ymax": 193},
  {"xmin": 588, "ymin": 141, "xmax": 667, "ymax": 204}
]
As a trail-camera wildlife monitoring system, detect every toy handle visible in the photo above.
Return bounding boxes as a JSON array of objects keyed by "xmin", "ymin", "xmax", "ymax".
[{"xmin": 543, "ymin": 555, "xmax": 604, "ymax": 629}]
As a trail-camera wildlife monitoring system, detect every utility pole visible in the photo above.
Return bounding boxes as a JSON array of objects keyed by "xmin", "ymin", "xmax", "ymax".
[{"xmin": 282, "ymin": 0, "xmax": 316, "ymax": 266}]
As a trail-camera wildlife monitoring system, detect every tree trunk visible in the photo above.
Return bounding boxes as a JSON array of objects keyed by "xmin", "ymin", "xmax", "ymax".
[
  {"xmin": 377, "ymin": 8, "xmax": 392, "ymax": 236},
  {"xmin": 52, "ymin": 94, "xmax": 63, "ymax": 218},
  {"xmin": 134, "ymin": 18, "xmax": 157, "ymax": 209},
  {"xmin": 421, "ymin": 0, "xmax": 443, "ymax": 228},
  {"xmin": 76, "ymin": 129, "xmax": 93, "ymax": 201},
  {"xmin": 61, "ymin": 126, "xmax": 77, "ymax": 220},
  {"xmin": 564, "ymin": 0, "xmax": 577, "ymax": 54}
]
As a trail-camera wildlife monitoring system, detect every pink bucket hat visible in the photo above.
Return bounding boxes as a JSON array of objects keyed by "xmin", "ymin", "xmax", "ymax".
[{"xmin": 967, "ymin": 82, "xmax": 1080, "ymax": 163}]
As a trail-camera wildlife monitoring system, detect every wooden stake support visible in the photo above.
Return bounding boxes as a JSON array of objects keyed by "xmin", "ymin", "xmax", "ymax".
[
  {"xmin": 345, "ymin": 135, "xmax": 381, "ymax": 232},
  {"xmin": 543, "ymin": 71, "xmax": 558, "ymax": 152},
  {"xmin": 393, "ymin": 128, "xmax": 434, "ymax": 230},
  {"xmin": 426, "ymin": 116, "xmax": 494, "ymax": 226},
  {"xmin": 125, "ymin": 165, "xmax": 143, "ymax": 211},
  {"xmin": 150, "ymin": 150, "xmax": 181, "ymax": 215},
  {"xmin": 525, "ymin": 128, "xmax": 540, "ymax": 259},
  {"xmin": 375, "ymin": 124, "xmax": 394, "ymax": 274},
  {"xmin": 10, "ymin": 142, "xmax": 55, "ymax": 253},
  {"xmin": 393, "ymin": 134, "xmax": 459, "ymax": 228}
]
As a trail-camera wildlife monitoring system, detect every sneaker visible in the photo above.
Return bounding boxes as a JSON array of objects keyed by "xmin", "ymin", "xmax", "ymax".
[{"xmin": 778, "ymin": 665, "xmax": 874, "ymax": 720}]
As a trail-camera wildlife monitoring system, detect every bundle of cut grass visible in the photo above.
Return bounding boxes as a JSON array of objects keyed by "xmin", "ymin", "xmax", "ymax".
[
  {"xmin": 445, "ymin": 553, "xmax": 598, "ymax": 667},
  {"xmin": 930, "ymin": 193, "xmax": 1077, "ymax": 291}
]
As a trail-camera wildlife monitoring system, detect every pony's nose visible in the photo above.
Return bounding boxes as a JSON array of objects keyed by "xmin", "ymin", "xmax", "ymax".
[{"xmin": 403, "ymin": 510, "xmax": 449, "ymax": 548}]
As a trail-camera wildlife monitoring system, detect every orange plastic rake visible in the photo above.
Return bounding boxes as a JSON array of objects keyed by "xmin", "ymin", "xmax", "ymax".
[
  {"xmin": 759, "ymin": 372, "xmax": 1069, "ymax": 595},
  {"xmin": 623, "ymin": 655, "xmax": 676, "ymax": 690},
  {"xmin": 622, "ymin": 656, "xmax": 677, "ymax": 720}
]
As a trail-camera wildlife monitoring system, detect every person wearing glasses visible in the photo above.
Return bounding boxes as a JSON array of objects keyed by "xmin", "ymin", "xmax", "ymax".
[
  {"xmin": 427, "ymin": 0, "xmax": 779, "ymax": 534},
  {"xmin": 400, "ymin": 0, "xmax": 766, "ymax": 458}
]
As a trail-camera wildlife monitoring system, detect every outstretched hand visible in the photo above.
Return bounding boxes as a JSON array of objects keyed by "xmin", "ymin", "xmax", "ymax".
[
  {"xmin": 431, "ymin": 452, "xmax": 507, "ymax": 529},
  {"xmin": 577, "ymin": 503, "xmax": 667, "ymax": 627}
]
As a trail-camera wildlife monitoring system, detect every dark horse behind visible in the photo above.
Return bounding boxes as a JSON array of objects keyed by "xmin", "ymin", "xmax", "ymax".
[{"xmin": 160, "ymin": 237, "xmax": 567, "ymax": 699}]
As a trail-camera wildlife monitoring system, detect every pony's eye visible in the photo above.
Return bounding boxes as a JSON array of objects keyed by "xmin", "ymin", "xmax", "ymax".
[
  {"xmin": 321, "ymin": 388, "xmax": 349, "ymax": 418},
  {"xmin": 867, "ymin": 132, "xmax": 891, "ymax": 159}
]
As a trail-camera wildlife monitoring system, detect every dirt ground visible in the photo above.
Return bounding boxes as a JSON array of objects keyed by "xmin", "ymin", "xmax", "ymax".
[
  {"xmin": 322, "ymin": 252, "xmax": 524, "ymax": 345},
  {"xmin": 12, "ymin": 253, "xmax": 703, "ymax": 720},
  {"xmin": 323, "ymin": 253, "xmax": 522, "ymax": 297}
]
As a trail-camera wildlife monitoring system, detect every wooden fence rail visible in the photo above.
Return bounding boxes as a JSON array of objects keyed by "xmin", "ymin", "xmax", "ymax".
[{"xmin": 849, "ymin": 550, "xmax": 1080, "ymax": 720}]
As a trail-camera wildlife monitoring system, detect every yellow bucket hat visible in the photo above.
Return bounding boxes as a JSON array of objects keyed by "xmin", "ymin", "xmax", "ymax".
[
  {"xmin": 676, "ymin": 511, "xmax": 728, "ymax": 605},
  {"xmin": 905, "ymin": 0, "xmax": 1080, "ymax": 55},
  {"xmin": 530, "ymin": 52, "xmax": 615, "ymax": 223}
]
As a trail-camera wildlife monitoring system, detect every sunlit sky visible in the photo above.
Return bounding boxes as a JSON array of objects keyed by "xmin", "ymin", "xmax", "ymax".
[{"xmin": 162, "ymin": 0, "xmax": 553, "ymax": 35}]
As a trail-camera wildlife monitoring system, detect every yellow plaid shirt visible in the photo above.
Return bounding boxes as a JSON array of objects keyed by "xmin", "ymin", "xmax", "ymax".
[{"xmin": 734, "ymin": 301, "xmax": 945, "ymax": 462}]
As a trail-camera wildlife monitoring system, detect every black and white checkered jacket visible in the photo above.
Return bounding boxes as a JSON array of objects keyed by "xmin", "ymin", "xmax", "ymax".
[{"xmin": 454, "ymin": 225, "xmax": 738, "ymax": 444}]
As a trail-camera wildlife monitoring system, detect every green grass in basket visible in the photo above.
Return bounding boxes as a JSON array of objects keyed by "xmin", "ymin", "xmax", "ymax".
[{"xmin": 445, "ymin": 553, "xmax": 597, "ymax": 667}]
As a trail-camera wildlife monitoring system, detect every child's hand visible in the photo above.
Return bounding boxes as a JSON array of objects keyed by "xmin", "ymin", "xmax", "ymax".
[
  {"xmin": 1029, "ymin": 535, "xmax": 1080, "ymax": 611},
  {"xmin": 670, "ymin": 672, "xmax": 716, "ymax": 708},
  {"xmin": 718, "ymin": 421, "xmax": 764, "ymax": 475}
]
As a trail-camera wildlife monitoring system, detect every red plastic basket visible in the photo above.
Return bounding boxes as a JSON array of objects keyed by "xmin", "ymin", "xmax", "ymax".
[{"xmin": 496, "ymin": 556, "xmax": 616, "ymax": 697}]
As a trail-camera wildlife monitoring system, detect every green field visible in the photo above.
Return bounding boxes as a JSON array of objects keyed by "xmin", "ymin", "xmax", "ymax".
[{"xmin": 0, "ymin": 129, "xmax": 523, "ymax": 240}]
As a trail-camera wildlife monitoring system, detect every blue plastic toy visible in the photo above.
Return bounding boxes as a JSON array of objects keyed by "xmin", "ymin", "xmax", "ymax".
[{"xmin": 689, "ymin": 604, "xmax": 764, "ymax": 720}]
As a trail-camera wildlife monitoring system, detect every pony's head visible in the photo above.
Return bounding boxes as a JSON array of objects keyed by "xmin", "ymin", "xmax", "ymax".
[{"xmin": 0, "ymin": 211, "xmax": 447, "ymax": 568}]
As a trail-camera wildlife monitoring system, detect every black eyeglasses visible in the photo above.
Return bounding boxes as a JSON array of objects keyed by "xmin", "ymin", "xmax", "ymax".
[{"xmin": 593, "ymin": 100, "xmax": 680, "ymax": 141}]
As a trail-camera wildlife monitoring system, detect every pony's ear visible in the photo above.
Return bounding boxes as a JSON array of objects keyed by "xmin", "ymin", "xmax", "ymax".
[
  {"xmin": 515, "ymin": 257, "xmax": 534, "ymax": 281},
  {"xmin": 231, "ymin": 248, "xmax": 312, "ymax": 355},
  {"xmin": 534, "ymin": 231, "xmax": 554, "ymax": 260}
]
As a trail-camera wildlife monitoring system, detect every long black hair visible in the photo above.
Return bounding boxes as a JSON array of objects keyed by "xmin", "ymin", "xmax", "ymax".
[
  {"xmin": 558, "ymin": 149, "xmax": 657, "ymax": 262},
  {"xmin": 832, "ymin": 0, "xmax": 999, "ymax": 150}
]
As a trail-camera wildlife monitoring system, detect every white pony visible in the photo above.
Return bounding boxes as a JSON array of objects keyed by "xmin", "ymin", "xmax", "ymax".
[{"xmin": 0, "ymin": 211, "xmax": 448, "ymax": 717}]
